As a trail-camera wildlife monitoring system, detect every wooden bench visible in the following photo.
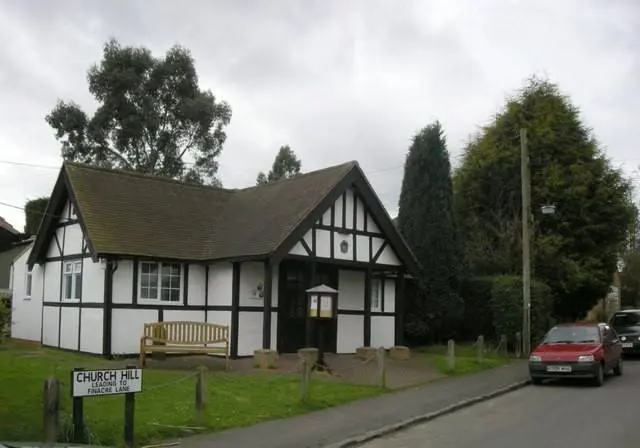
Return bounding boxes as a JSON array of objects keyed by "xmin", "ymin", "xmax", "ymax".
[{"xmin": 139, "ymin": 321, "xmax": 230, "ymax": 370}]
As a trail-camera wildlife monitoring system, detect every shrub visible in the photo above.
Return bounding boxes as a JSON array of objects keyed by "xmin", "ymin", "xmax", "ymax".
[
  {"xmin": 458, "ymin": 276, "xmax": 495, "ymax": 341},
  {"xmin": 0, "ymin": 298, "xmax": 11, "ymax": 343},
  {"xmin": 490, "ymin": 275, "xmax": 554, "ymax": 348}
]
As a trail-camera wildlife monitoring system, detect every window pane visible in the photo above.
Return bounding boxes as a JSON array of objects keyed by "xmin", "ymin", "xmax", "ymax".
[
  {"xmin": 161, "ymin": 289, "xmax": 170, "ymax": 301},
  {"xmin": 75, "ymin": 273, "xmax": 82, "ymax": 299},
  {"xmin": 141, "ymin": 262, "xmax": 158, "ymax": 275},
  {"xmin": 65, "ymin": 263, "xmax": 72, "ymax": 273},
  {"xmin": 74, "ymin": 262, "xmax": 82, "ymax": 273},
  {"xmin": 141, "ymin": 286, "xmax": 158, "ymax": 300},
  {"xmin": 64, "ymin": 275, "xmax": 72, "ymax": 299},
  {"xmin": 169, "ymin": 289, "xmax": 180, "ymax": 302},
  {"xmin": 161, "ymin": 274, "xmax": 171, "ymax": 289}
]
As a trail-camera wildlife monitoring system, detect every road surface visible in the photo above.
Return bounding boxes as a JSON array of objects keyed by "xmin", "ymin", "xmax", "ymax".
[{"xmin": 362, "ymin": 360, "xmax": 640, "ymax": 448}]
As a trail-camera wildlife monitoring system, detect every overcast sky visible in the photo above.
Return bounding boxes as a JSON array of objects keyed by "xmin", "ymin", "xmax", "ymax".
[{"xmin": 0, "ymin": 0, "xmax": 639, "ymax": 231}]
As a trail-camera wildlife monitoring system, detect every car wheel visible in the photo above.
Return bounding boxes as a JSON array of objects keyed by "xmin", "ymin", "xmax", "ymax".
[
  {"xmin": 593, "ymin": 364, "xmax": 604, "ymax": 387},
  {"xmin": 614, "ymin": 358, "xmax": 623, "ymax": 376}
]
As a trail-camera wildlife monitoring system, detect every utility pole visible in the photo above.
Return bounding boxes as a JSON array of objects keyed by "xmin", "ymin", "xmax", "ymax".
[{"xmin": 521, "ymin": 128, "xmax": 532, "ymax": 357}]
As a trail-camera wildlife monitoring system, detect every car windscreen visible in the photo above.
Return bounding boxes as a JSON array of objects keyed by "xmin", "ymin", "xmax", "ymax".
[
  {"xmin": 543, "ymin": 326, "xmax": 601, "ymax": 344},
  {"xmin": 610, "ymin": 312, "xmax": 640, "ymax": 331}
]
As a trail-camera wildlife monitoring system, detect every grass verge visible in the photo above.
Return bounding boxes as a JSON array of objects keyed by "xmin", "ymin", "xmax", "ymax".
[
  {"xmin": 0, "ymin": 342, "xmax": 381, "ymax": 447},
  {"xmin": 417, "ymin": 344, "xmax": 512, "ymax": 376}
]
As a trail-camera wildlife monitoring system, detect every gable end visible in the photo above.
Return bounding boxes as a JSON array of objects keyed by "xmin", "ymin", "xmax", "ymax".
[
  {"xmin": 269, "ymin": 164, "xmax": 420, "ymax": 275},
  {"xmin": 28, "ymin": 166, "xmax": 97, "ymax": 266}
]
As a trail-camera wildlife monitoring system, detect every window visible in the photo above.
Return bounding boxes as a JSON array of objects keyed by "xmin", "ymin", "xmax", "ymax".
[
  {"xmin": 25, "ymin": 264, "xmax": 33, "ymax": 298},
  {"xmin": 63, "ymin": 262, "xmax": 82, "ymax": 300},
  {"xmin": 543, "ymin": 325, "xmax": 600, "ymax": 344},
  {"xmin": 371, "ymin": 278, "xmax": 383, "ymax": 311},
  {"xmin": 139, "ymin": 262, "xmax": 182, "ymax": 302}
]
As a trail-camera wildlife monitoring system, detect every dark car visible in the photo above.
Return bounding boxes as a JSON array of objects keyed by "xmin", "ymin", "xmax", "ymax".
[
  {"xmin": 528, "ymin": 322, "xmax": 623, "ymax": 386},
  {"xmin": 609, "ymin": 309, "xmax": 640, "ymax": 355}
]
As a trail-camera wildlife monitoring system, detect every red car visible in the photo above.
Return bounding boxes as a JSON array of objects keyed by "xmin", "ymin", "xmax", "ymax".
[{"xmin": 528, "ymin": 322, "xmax": 623, "ymax": 386}]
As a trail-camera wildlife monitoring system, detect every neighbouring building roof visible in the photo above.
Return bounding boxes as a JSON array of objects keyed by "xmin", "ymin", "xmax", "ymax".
[
  {"xmin": 0, "ymin": 239, "xmax": 33, "ymax": 290},
  {"xmin": 29, "ymin": 161, "xmax": 419, "ymax": 273},
  {"xmin": 0, "ymin": 216, "xmax": 19, "ymax": 235}
]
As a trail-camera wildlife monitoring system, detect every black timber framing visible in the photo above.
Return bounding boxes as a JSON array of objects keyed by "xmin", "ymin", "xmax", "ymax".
[
  {"xmin": 329, "ymin": 205, "xmax": 335, "ymax": 258},
  {"xmin": 132, "ymin": 258, "xmax": 139, "ymax": 304},
  {"xmin": 268, "ymin": 163, "xmax": 417, "ymax": 269},
  {"xmin": 78, "ymin": 236, "xmax": 85, "ymax": 351},
  {"xmin": 395, "ymin": 267, "xmax": 406, "ymax": 346},
  {"xmin": 57, "ymin": 214, "xmax": 66, "ymax": 348},
  {"xmin": 262, "ymin": 261, "xmax": 274, "ymax": 349},
  {"xmin": 102, "ymin": 259, "xmax": 116, "ymax": 357},
  {"xmin": 28, "ymin": 166, "xmax": 98, "ymax": 266},
  {"xmin": 183, "ymin": 264, "xmax": 190, "ymax": 304},
  {"xmin": 42, "ymin": 301, "xmax": 281, "ymax": 313},
  {"xmin": 230, "ymin": 262, "xmax": 241, "ymax": 357},
  {"xmin": 300, "ymin": 238, "xmax": 313, "ymax": 256},
  {"xmin": 363, "ymin": 268, "xmax": 372, "ymax": 346},
  {"xmin": 371, "ymin": 241, "xmax": 388, "ymax": 264},
  {"xmin": 46, "ymin": 253, "xmax": 91, "ymax": 263},
  {"xmin": 284, "ymin": 254, "xmax": 400, "ymax": 270}
]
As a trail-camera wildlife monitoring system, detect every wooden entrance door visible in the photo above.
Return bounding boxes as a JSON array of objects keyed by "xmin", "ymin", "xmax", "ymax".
[
  {"xmin": 314, "ymin": 263, "xmax": 339, "ymax": 353},
  {"xmin": 277, "ymin": 261, "xmax": 309, "ymax": 353},
  {"xmin": 277, "ymin": 261, "xmax": 339, "ymax": 353}
]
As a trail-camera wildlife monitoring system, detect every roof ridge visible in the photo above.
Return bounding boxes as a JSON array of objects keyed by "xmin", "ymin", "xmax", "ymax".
[
  {"xmin": 63, "ymin": 161, "xmax": 236, "ymax": 193},
  {"xmin": 64, "ymin": 159, "xmax": 358, "ymax": 193},
  {"xmin": 234, "ymin": 160, "xmax": 357, "ymax": 192}
]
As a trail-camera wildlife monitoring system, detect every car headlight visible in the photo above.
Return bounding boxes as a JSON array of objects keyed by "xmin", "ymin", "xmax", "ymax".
[
  {"xmin": 577, "ymin": 355, "xmax": 595, "ymax": 362},
  {"xmin": 621, "ymin": 336, "xmax": 627, "ymax": 341},
  {"xmin": 529, "ymin": 355, "xmax": 541, "ymax": 362}
]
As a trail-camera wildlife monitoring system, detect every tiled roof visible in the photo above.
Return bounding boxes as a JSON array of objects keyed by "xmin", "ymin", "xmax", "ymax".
[
  {"xmin": 64, "ymin": 161, "xmax": 355, "ymax": 261},
  {"xmin": 0, "ymin": 217, "xmax": 19, "ymax": 235}
]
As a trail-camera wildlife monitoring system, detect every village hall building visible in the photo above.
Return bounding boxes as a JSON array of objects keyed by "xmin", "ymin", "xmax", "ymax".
[{"xmin": 10, "ymin": 161, "xmax": 418, "ymax": 357}]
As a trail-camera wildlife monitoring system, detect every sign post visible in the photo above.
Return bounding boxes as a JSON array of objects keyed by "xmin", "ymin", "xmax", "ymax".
[
  {"xmin": 306, "ymin": 284, "xmax": 339, "ymax": 372},
  {"xmin": 71, "ymin": 365, "xmax": 143, "ymax": 447}
]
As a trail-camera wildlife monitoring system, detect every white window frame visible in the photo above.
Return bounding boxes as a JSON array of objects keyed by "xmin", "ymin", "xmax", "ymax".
[
  {"xmin": 25, "ymin": 264, "xmax": 33, "ymax": 299},
  {"xmin": 63, "ymin": 261, "xmax": 82, "ymax": 301},
  {"xmin": 138, "ymin": 261, "xmax": 183, "ymax": 304},
  {"xmin": 371, "ymin": 278, "xmax": 384, "ymax": 312}
]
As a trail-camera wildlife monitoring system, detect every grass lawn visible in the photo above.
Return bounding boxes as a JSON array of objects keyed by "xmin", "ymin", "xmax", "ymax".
[
  {"xmin": 0, "ymin": 342, "xmax": 382, "ymax": 447},
  {"xmin": 417, "ymin": 343, "xmax": 513, "ymax": 376}
]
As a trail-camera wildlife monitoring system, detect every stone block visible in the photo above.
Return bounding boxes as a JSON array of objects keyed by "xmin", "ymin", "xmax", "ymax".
[
  {"xmin": 253, "ymin": 349, "xmax": 278, "ymax": 369},
  {"xmin": 356, "ymin": 346, "xmax": 377, "ymax": 360},
  {"xmin": 389, "ymin": 345, "xmax": 411, "ymax": 360}
]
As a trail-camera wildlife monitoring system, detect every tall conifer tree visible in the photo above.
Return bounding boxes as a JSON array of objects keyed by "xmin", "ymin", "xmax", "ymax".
[{"xmin": 398, "ymin": 121, "xmax": 463, "ymax": 342}]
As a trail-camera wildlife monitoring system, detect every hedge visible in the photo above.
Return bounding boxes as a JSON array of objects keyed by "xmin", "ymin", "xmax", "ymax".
[
  {"xmin": 490, "ymin": 275, "xmax": 554, "ymax": 348},
  {"xmin": 458, "ymin": 276, "xmax": 495, "ymax": 341}
]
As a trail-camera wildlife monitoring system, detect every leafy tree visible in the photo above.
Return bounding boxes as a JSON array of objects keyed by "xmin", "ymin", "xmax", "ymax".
[
  {"xmin": 397, "ymin": 121, "xmax": 464, "ymax": 342},
  {"xmin": 620, "ymin": 250, "xmax": 640, "ymax": 308},
  {"xmin": 454, "ymin": 77, "xmax": 636, "ymax": 321},
  {"xmin": 24, "ymin": 197, "xmax": 49, "ymax": 236},
  {"xmin": 46, "ymin": 38, "xmax": 232, "ymax": 185},
  {"xmin": 256, "ymin": 145, "xmax": 302, "ymax": 185}
]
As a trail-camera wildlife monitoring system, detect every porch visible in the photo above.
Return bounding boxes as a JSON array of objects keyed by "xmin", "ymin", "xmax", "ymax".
[{"xmin": 271, "ymin": 258, "xmax": 406, "ymax": 355}]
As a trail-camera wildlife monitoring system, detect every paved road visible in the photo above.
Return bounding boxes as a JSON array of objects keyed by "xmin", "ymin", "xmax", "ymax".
[{"xmin": 362, "ymin": 359, "xmax": 640, "ymax": 448}]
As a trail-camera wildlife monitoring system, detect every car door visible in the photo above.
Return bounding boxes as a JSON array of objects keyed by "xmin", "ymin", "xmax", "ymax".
[
  {"xmin": 602, "ymin": 325, "xmax": 619, "ymax": 368},
  {"xmin": 606, "ymin": 325, "xmax": 623, "ymax": 362}
]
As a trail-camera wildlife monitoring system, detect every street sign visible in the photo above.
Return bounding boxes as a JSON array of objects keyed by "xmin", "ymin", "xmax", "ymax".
[{"xmin": 71, "ymin": 367, "xmax": 143, "ymax": 397}]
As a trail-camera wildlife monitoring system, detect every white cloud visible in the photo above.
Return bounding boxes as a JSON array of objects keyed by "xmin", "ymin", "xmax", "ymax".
[{"xmin": 0, "ymin": 0, "xmax": 638, "ymax": 229}]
